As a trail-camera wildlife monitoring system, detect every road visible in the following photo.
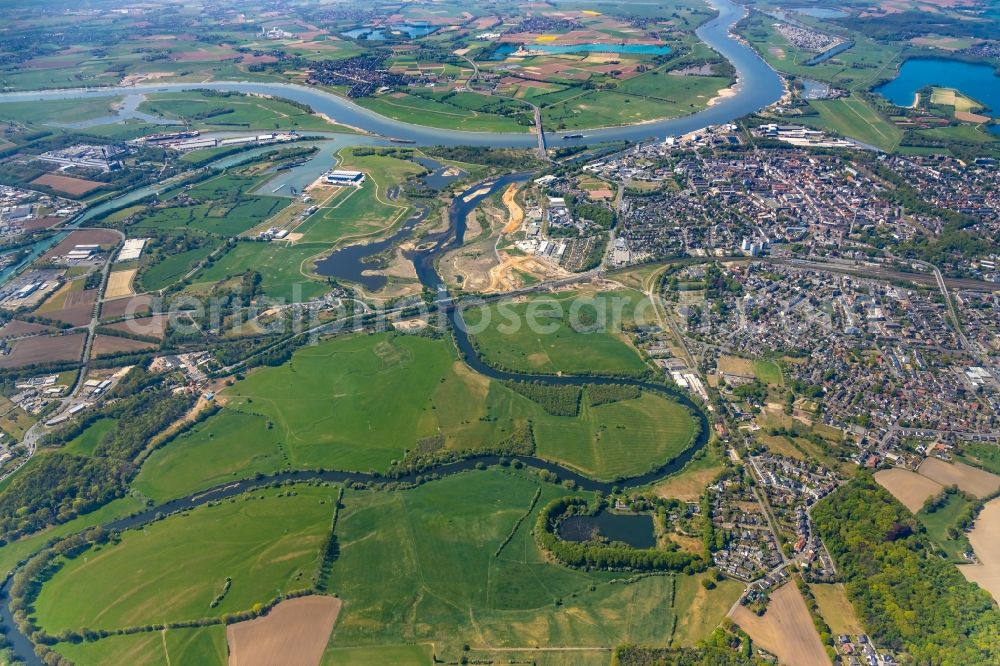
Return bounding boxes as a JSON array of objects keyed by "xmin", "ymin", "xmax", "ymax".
[{"xmin": 0, "ymin": 229, "xmax": 123, "ymax": 484}]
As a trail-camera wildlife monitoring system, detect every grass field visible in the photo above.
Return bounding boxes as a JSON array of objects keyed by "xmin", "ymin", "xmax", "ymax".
[
  {"xmin": 63, "ymin": 417, "xmax": 118, "ymax": 456},
  {"xmin": 34, "ymin": 484, "xmax": 338, "ymax": 633},
  {"xmin": 652, "ymin": 449, "xmax": 726, "ymax": 502},
  {"xmin": 55, "ymin": 626, "xmax": 226, "ymax": 666},
  {"xmin": 139, "ymin": 245, "xmax": 216, "ymax": 292},
  {"xmin": 917, "ymin": 491, "xmax": 974, "ymax": 561},
  {"xmin": 133, "ymin": 410, "xmax": 286, "ymax": 502},
  {"xmin": 805, "ymin": 94, "xmax": 903, "ymax": 151},
  {"xmin": 189, "ymin": 241, "xmax": 330, "ymax": 302},
  {"xmin": 326, "ymin": 470, "xmax": 683, "ymax": 660},
  {"xmin": 322, "ymin": 644, "xmax": 434, "ymax": 666},
  {"xmin": 211, "ymin": 333, "xmax": 698, "ymax": 482},
  {"xmin": 753, "ymin": 360, "xmax": 783, "ymax": 386},
  {"xmin": 959, "ymin": 442, "xmax": 1000, "ymax": 476},
  {"xmin": 356, "ymin": 93, "xmax": 530, "ymax": 133},
  {"xmin": 810, "ymin": 583, "xmax": 865, "ymax": 635},
  {"xmin": 139, "ymin": 91, "xmax": 351, "ymax": 132},
  {"xmin": 462, "ymin": 289, "xmax": 652, "ymax": 377},
  {"xmin": 535, "ymin": 389, "xmax": 697, "ymax": 481},
  {"xmin": 0, "ymin": 496, "xmax": 144, "ymax": 578},
  {"xmin": 543, "ymin": 75, "xmax": 729, "ymax": 130},
  {"xmin": 672, "ymin": 572, "xmax": 744, "ymax": 646}
]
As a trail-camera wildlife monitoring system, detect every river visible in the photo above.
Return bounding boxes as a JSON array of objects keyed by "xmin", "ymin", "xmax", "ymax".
[
  {"xmin": 0, "ymin": 0, "xmax": 782, "ymax": 147},
  {"xmin": 0, "ymin": 172, "xmax": 712, "ymax": 665},
  {"xmin": 0, "ymin": 1, "xmax": 775, "ymax": 656}
]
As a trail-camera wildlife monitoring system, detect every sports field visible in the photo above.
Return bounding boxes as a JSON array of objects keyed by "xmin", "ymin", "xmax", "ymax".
[
  {"xmin": 34, "ymin": 484, "xmax": 338, "ymax": 633},
  {"xmin": 462, "ymin": 289, "xmax": 652, "ymax": 377}
]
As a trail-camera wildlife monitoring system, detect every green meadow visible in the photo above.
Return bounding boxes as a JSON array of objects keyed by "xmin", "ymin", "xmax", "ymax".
[
  {"xmin": 917, "ymin": 491, "xmax": 975, "ymax": 562},
  {"xmin": 535, "ymin": 389, "xmax": 697, "ymax": 480},
  {"xmin": 133, "ymin": 410, "xmax": 288, "ymax": 502},
  {"xmin": 132, "ymin": 333, "xmax": 697, "ymax": 500},
  {"xmin": 139, "ymin": 90, "xmax": 352, "ymax": 132},
  {"xmin": 189, "ymin": 241, "xmax": 330, "ymax": 302},
  {"xmin": 325, "ymin": 471, "xmax": 684, "ymax": 660},
  {"xmin": 34, "ymin": 484, "xmax": 338, "ymax": 633},
  {"xmin": 62, "ymin": 418, "xmax": 118, "ymax": 456},
  {"xmin": 462, "ymin": 289, "xmax": 653, "ymax": 377}
]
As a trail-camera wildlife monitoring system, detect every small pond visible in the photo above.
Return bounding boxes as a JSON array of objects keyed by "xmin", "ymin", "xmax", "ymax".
[{"xmin": 558, "ymin": 512, "xmax": 656, "ymax": 549}]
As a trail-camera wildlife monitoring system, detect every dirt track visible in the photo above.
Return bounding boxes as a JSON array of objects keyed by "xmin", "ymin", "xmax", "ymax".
[{"xmin": 227, "ymin": 595, "xmax": 342, "ymax": 666}]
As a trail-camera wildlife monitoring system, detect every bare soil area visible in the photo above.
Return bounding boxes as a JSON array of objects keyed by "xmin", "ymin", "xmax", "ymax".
[
  {"xmin": 874, "ymin": 468, "xmax": 943, "ymax": 512},
  {"xmin": 227, "ymin": 595, "xmax": 342, "ymax": 666},
  {"xmin": 729, "ymin": 582, "xmax": 831, "ymax": 666}
]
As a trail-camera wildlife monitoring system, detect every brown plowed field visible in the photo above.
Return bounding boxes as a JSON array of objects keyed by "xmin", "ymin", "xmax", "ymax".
[
  {"xmin": 226, "ymin": 595, "xmax": 341, "ymax": 666},
  {"xmin": 0, "ymin": 333, "xmax": 85, "ymax": 368}
]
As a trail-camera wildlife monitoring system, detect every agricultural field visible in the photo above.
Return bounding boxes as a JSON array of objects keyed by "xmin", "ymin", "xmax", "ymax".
[
  {"xmin": 961, "ymin": 498, "xmax": 1000, "ymax": 605},
  {"xmin": 671, "ymin": 572, "xmax": 744, "ymax": 646},
  {"xmin": 462, "ymin": 288, "xmax": 653, "ymax": 377},
  {"xmin": 0, "ymin": 333, "xmax": 86, "ymax": 368},
  {"xmin": 227, "ymin": 596, "xmax": 341, "ymax": 666},
  {"xmin": 917, "ymin": 458, "xmax": 1000, "ymax": 498},
  {"xmin": 728, "ymin": 582, "xmax": 830, "ymax": 666},
  {"xmin": 874, "ymin": 467, "xmax": 943, "ymax": 512},
  {"xmin": 35, "ymin": 484, "xmax": 339, "ymax": 634}
]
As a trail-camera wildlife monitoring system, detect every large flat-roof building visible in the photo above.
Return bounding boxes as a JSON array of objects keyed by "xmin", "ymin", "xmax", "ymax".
[{"xmin": 325, "ymin": 170, "xmax": 366, "ymax": 186}]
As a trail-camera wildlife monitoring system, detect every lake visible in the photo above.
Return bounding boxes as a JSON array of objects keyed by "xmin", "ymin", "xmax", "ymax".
[
  {"xmin": 791, "ymin": 7, "xmax": 848, "ymax": 19},
  {"xmin": 876, "ymin": 58, "xmax": 1000, "ymax": 119},
  {"xmin": 558, "ymin": 512, "xmax": 656, "ymax": 549},
  {"xmin": 342, "ymin": 23, "xmax": 436, "ymax": 40}
]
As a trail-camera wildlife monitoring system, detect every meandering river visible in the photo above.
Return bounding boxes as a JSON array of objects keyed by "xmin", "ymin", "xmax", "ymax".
[
  {"xmin": 0, "ymin": 1, "xmax": 778, "ymax": 657},
  {"xmin": 0, "ymin": 0, "xmax": 781, "ymax": 147}
]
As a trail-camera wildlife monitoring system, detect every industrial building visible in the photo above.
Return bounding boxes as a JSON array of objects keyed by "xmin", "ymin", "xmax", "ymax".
[{"xmin": 324, "ymin": 170, "xmax": 366, "ymax": 186}]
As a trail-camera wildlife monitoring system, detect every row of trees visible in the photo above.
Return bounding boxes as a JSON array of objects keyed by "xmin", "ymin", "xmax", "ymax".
[{"xmin": 503, "ymin": 380, "xmax": 582, "ymax": 416}]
